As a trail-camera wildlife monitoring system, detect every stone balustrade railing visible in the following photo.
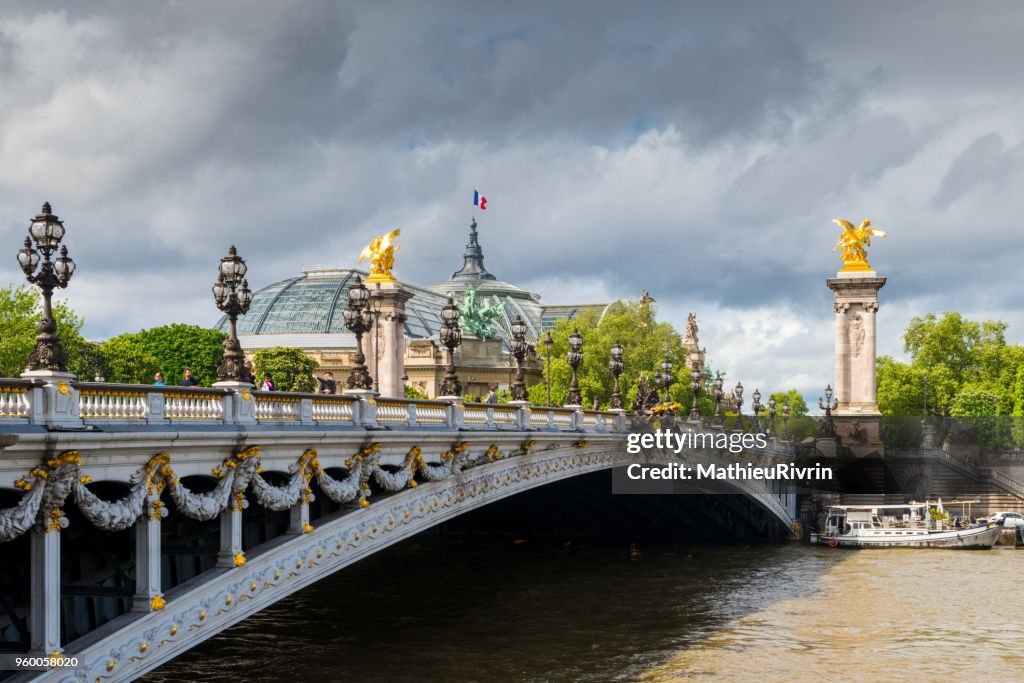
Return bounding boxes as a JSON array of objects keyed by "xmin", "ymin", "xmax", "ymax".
[
  {"xmin": 981, "ymin": 467, "xmax": 1024, "ymax": 498},
  {"xmin": 0, "ymin": 378, "xmax": 807, "ymax": 462},
  {"xmin": 0, "ymin": 379, "xmax": 34, "ymax": 419},
  {"xmin": 0, "ymin": 378, "xmax": 628, "ymax": 433}
]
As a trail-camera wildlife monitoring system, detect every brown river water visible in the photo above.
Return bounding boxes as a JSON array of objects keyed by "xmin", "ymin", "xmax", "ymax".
[{"xmin": 143, "ymin": 537, "xmax": 1024, "ymax": 682}]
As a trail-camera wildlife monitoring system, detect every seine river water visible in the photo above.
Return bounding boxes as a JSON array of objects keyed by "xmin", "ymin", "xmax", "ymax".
[{"xmin": 144, "ymin": 537, "xmax": 1024, "ymax": 682}]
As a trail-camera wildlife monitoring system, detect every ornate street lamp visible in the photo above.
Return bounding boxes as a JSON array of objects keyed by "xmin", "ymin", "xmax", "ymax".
[
  {"xmin": 781, "ymin": 401, "xmax": 791, "ymax": 440},
  {"xmin": 751, "ymin": 388, "xmax": 763, "ymax": 433},
  {"xmin": 660, "ymin": 354, "xmax": 673, "ymax": 406},
  {"xmin": 438, "ymin": 296, "xmax": 463, "ymax": 397},
  {"xmin": 18, "ymin": 203, "xmax": 76, "ymax": 372},
  {"xmin": 767, "ymin": 396, "xmax": 777, "ymax": 437},
  {"xmin": 690, "ymin": 361, "xmax": 702, "ymax": 420},
  {"xmin": 509, "ymin": 314, "xmax": 529, "ymax": 402},
  {"xmin": 566, "ymin": 328, "xmax": 583, "ymax": 406},
  {"xmin": 543, "ymin": 332, "xmax": 554, "ymax": 406},
  {"xmin": 819, "ymin": 384, "xmax": 838, "ymax": 438},
  {"xmin": 732, "ymin": 382, "xmax": 744, "ymax": 429},
  {"xmin": 212, "ymin": 246, "xmax": 253, "ymax": 383},
  {"xmin": 342, "ymin": 275, "xmax": 374, "ymax": 391},
  {"xmin": 711, "ymin": 374, "xmax": 725, "ymax": 426},
  {"xmin": 608, "ymin": 341, "xmax": 624, "ymax": 410}
]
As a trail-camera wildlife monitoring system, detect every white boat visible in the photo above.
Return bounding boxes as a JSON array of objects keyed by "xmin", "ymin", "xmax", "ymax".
[{"xmin": 812, "ymin": 502, "xmax": 1002, "ymax": 549}]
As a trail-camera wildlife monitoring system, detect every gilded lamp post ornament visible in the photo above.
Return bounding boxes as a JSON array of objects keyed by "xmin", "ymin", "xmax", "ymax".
[
  {"xmin": 342, "ymin": 276, "xmax": 375, "ymax": 391},
  {"xmin": 659, "ymin": 355, "xmax": 674, "ymax": 406},
  {"xmin": 690, "ymin": 361, "xmax": 702, "ymax": 420},
  {"xmin": 358, "ymin": 228, "xmax": 400, "ymax": 284},
  {"xmin": 566, "ymin": 328, "xmax": 583, "ymax": 407},
  {"xmin": 17, "ymin": 203, "xmax": 76, "ymax": 372},
  {"xmin": 212, "ymin": 246, "xmax": 253, "ymax": 382},
  {"xmin": 509, "ymin": 315, "xmax": 529, "ymax": 402},
  {"xmin": 438, "ymin": 296, "xmax": 463, "ymax": 397},
  {"xmin": 711, "ymin": 374, "xmax": 725, "ymax": 426},
  {"xmin": 608, "ymin": 341, "xmax": 624, "ymax": 410},
  {"xmin": 832, "ymin": 218, "xmax": 887, "ymax": 272},
  {"xmin": 750, "ymin": 388, "xmax": 763, "ymax": 434},
  {"xmin": 819, "ymin": 384, "xmax": 838, "ymax": 438},
  {"xmin": 732, "ymin": 382, "xmax": 744, "ymax": 430}
]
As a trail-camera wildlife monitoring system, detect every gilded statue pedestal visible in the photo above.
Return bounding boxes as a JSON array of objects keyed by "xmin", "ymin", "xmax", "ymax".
[{"xmin": 827, "ymin": 217, "xmax": 888, "ymax": 451}]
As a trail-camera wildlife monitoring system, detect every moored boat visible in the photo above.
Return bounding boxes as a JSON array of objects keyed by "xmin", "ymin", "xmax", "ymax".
[{"xmin": 813, "ymin": 502, "xmax": 1001, "ymax": 549}]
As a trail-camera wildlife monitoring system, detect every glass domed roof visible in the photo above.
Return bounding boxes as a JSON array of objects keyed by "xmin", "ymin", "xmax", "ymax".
[{"xmin": 220, "ymin": 267, "xmax": 452, "ymax": 340}]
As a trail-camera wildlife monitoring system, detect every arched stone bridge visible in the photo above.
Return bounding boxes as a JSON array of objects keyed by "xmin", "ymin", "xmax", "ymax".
[{"xmin": 0, "ymin": 381, "xmax": 798, "ymax": 682}]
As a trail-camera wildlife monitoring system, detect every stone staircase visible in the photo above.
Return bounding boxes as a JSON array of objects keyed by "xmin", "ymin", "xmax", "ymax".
[{"xmin": 834, "ymin": 446, "xmax": 1024, "ymax": 515}]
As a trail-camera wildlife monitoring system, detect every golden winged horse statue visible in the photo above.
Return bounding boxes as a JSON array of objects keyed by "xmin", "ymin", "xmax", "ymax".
[
  {"xmin": 832, "ymin": 219, "xmax": 887, "ymax": 272},
  {"xmin": 359, "ymin": 228, "xmax": 401, "ymax": 283}
]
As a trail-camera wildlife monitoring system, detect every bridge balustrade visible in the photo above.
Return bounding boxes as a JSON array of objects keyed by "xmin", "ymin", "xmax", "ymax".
[
  {"xmin": 0, "ymin": 379, "xmax": 35, "ymax": 421},
  {"xmin": 0, "ymin": 379, "xmax": 630, "ymax": 433}
]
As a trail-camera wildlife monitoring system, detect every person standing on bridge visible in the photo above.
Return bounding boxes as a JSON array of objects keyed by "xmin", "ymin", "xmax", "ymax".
[
  {"xmin": 179, "ymin": 368, "xmax": 199, "ymax": 387},
  {"xmin": 260, "ymin": 372, "xmax": 276, "ymax": 391},
  {"xmin": 153, "ymin": 372, "xmax": 166, "ymax": 386},
  {"xmin": 241, "ymin": 359, "xmax": 257, "ymax": 385},
  {"xmin": 318, "ymin": 372, "xmax": 337, "ymax": 394},
  {"xmin": 485, "ymin": 386, "xmax": 499, "ymax": 404}
]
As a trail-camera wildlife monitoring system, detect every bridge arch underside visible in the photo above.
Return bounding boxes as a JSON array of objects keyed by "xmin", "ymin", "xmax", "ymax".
[
  {"xmin": 5, "ymin": 443, "xmax": 793, "ymax": 682},
  {"xmin": 441, "ymin": 469, "xmax": 791, "ymax": 542}
]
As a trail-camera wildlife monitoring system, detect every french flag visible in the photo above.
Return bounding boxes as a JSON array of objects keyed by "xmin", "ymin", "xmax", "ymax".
[{"xmin": 473, "ymin": 190, "xmax": 487, "ymax": 211}]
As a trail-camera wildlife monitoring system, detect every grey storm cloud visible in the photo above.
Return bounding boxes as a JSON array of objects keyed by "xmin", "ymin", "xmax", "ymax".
[{"xmin": 0, "ymin": 0, "xmax": 1023, "ymax": 402}]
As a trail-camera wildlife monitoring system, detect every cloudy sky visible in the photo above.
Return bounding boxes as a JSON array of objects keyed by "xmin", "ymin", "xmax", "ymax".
[{"xmin": 1, "ymin": 2, "xmax": 1021, "ymax": 404}]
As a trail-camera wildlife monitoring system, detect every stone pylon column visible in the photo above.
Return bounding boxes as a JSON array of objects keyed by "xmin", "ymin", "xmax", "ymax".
[
  {"xmin": 370, "ymin": 283, "xmax": 414, "ymax": 398},
  {"xmin": 827, "ymin": 272, "xmax": 886, "ymax": 415}
]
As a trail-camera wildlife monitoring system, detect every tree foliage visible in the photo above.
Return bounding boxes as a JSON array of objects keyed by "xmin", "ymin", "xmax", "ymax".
[
  {"xmin": 526, "ymin": 301, "xmax": 706, "ymax": 410},
  {"xmin": 98, "ymin": 337, "xmax": 161, "ymax": 384},
  {"xmin": 769, "ymin": 389, "xmax": 809, "ymax": 417},
  {"xmin": 0, "ymin": 285, "xmax": 91, "ymax": 378},
  {"xmin": 252, "ymin": 347, "xmax": 318, "ymax": 392},
  {"xmin": 405, "ymin": 384, "xmax": 429, "ymax": 399},
  {"xmin": 878, "ymin": 312, "xmax": 1024, "ymax": 448},
  {"xmin": 878, "ymin": 313, "xmax": 1023, "ymax": 417},
  {"xmin": 102, "ymin": 324, "xmax": 226, "ymax": 386}
]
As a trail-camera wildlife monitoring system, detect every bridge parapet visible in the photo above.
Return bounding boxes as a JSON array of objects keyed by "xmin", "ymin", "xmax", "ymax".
[{"xmin": 0, "ymin": 380, "xmax": 628, "ymax": 434}]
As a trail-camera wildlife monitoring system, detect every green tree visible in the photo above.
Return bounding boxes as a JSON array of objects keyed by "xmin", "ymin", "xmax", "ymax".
[
  {"xmin": 877, "ymin": 312, "xmax": 1024, "ymax": 447},
  {"xmin": 99, "ymin": 337, "xmax": 161, "ymax": 384},
  {"xmin": 769, "ymin": 389, "xmax": 809, "ymax": 417},
  {"xmin": 405, "ymin": 384, "xmax": 429, "ymax": 399},
  {"xmin": 903, "ymin": 313, "xmax": 1007, "ymax": 387},
  {"xmin": 252, "ymin": 347, "xmax": 318, "ymax": 392},
  {"xmin": 526, "ymin": 301, "xmax": 694, "ymax": 409},
  {"xmin": 103, "ymin": 324, "xmax": 226, "ymax": 387},
  {"xmin": 765, "ymin": 389, "xmax": 817, "ymax": 441},
  {"xmin": 949, "ymin": 386, "xmax": 1005, "ymax": 449},
  {"xmin": 0, "ymin": 284, "xmax": 92, "ymax": 378}
]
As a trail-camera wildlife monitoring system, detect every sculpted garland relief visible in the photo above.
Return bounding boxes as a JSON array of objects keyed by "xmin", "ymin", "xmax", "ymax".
[{"xmin": 0, "ymin": 440, "xmax": 510, "ymax": 543}]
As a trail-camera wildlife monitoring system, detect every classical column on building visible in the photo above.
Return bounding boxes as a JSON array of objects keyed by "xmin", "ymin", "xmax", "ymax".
[
  {"xmin": 132, "ymin": 495, "xmax": 167, "ymax": 612},
  {"xmin": 825, "ymin": 218, "xmax": 889, "ymax": 450},
  {"xmin": 826, "ymin": 271, "xmax": 886, "ymax": 450},
  {"xmin": 371, "ymin": 283, "xmax": 415, "ymax": 398},
  {"xmin": 827, "ymin": 275, "xmax": 885, "ymax": 415},
  {"xmin": 216, "ymin": 493, "xmax": 246, "ymax": 568},
  {"xmin": 29, "ymin": 518, "xmax": 64, "ymax": 655}
]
